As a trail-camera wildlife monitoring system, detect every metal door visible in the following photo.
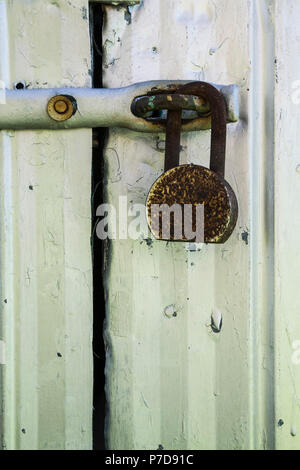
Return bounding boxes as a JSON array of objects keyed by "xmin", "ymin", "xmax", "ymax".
[
  {"xmin": 0, "ymin": 0, "xmax": 300, "ymax": 451},
  {"xmin": 0, "ymin": 0, "xmax": 93, "ymax": 450},
  {"xmin": 102, "ymin": 0, "xmax": 300, "ymax": 450}
]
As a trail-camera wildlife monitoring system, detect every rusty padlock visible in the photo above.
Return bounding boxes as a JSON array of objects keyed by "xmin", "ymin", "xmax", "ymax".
[{"xmin": 146, "ymin": 81, "xmax": 238, "ymax": 243}]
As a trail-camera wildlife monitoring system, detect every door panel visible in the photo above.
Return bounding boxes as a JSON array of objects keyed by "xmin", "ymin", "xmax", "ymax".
[
  {"xmin": 274, "ymin": 0, "xmax": 300, "ymax": 450},
  {"xmin": 103, "ymin": 0, "xmax": 252, "ymax": 450},
  {"xmin": 0, "ymin": 0, "xmax": 93, "ymax": 450},
  {"xmin": 102, "ymin": 0, "xmax": 300, "ymax": 450}
]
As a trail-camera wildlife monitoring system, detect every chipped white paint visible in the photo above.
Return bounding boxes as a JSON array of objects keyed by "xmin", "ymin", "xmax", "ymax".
[
  {"xmin": 0, "ymin": 0, "xmax": 93, "ymax": 450},
  {"xmin": 102, "ymin": 0, "xmax": 300, "ymax": 450},
  {"xmin": 211, "ymin": 309, "xmax": 222, "ymax": 333}
]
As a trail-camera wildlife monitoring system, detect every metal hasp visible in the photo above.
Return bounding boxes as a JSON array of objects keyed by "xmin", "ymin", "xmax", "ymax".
[
  {"xmin": 0, "ymin": 81, "xmax": 238, "ymax": 132},
  {"xmin": 93, "ymin": 0, "xmax": 140, "ymax": 4},
  {"xmin": 146, "ymin": 81, "xmax": 238, "ymax": 244}
]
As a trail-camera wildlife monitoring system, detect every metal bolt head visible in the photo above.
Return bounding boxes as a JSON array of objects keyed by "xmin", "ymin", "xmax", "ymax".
[
  {"xmin": 54, "ymin": 99, "xmax": 68, "ymax": 114},
  {"xmin": 47, "ymin": 95, "xmax": 77, "ymax": 121}
]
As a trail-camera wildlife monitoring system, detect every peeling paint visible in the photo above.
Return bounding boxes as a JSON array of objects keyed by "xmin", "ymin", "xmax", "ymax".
[
  {"xmin": 81, "ymin": 6, "xmax": 88, "ymax": 21},
  {"xmin": 211, "ymin": 309, "xmax": 222, "ymax": 333},
  {"xmin": 241, "ymin": 230, "xmax": 249, "ymax": 245},
  {"xmin": 124, "ymin": 7, "xmax": 132, "ymax": 25},
  {"xmin": 164, "ymin": 304, "xmax": 177, "ymax": 319}
]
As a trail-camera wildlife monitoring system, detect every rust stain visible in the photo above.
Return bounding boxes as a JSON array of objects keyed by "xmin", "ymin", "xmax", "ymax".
[{"xmin": 147, "ymin": 164, "xmax": 237, "ymax": 243}]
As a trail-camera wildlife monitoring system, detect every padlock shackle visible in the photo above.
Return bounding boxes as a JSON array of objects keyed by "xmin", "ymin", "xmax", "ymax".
[
  {"xmin": 164, "ymin": 81, "xmax": 227, "ymax": 177},
  {"xmin": 164, "ymin": 109, "xmax": 182, "ymax": 171}
]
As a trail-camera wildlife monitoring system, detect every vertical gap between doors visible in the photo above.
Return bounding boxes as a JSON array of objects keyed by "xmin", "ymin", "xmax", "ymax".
[{"xmin": 89, "ymin": 2, "xmax": 107, "ymax": 450}]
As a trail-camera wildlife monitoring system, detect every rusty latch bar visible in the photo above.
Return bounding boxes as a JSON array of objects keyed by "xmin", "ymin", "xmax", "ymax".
[
  {"xmin": 92, "ymin": 0, "xmax": 140, "ymax": 5},
  {"xmin": 132, "ymin": 94, "xmax": 211, "ymax": 117},
  {"xmin": 0, "ymin": 81, "xmax": 238, "ymax": 132}
]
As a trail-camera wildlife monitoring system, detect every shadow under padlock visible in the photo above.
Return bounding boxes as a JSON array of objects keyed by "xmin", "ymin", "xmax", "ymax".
[{"xmin": 146, "ymin": 81, "xmax": 238, "ymax": 244}]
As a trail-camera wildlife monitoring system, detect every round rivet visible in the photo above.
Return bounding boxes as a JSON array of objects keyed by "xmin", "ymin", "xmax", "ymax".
[
  {"xmin": 54, "ymin": 100, "xmax": 68, "ymax": 114},
  {"xmin": 47, "ymin": 95, "xmax": 77, "ymax": 121}
]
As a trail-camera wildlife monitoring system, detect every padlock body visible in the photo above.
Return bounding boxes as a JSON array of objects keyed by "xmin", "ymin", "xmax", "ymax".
[{"xmin": 146, "ymin": 164, "xmax": 238, "ymax": 243}]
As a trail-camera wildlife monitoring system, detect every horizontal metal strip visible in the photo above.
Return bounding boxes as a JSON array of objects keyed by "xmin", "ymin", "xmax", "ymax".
[
  {"xmin": 92, "ymin": 1, "xmax": 140, "ymax": 4},
  {"xmin": 0, "ymin": 81, "xmax": 238, "ymax": 132}
]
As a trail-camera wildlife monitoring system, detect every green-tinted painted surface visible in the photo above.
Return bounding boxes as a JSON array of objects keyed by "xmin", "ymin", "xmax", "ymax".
[{"xmin": 0, "ymin": 0, "xmax": 93, "ymax": 450}]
